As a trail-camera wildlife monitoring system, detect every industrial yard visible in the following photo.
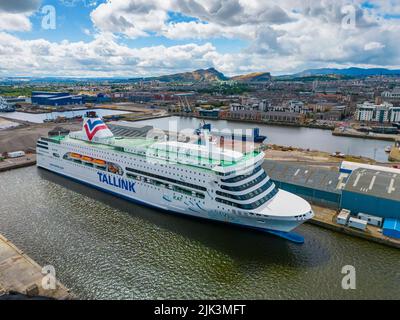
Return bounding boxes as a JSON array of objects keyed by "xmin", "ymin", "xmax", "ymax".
[{"xmin": 263, "ymin": 160, "xmax": 400, "ymax": 248}]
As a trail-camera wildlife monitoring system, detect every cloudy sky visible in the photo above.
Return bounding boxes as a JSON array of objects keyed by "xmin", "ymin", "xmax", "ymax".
[{"xmin": 0, "ymin": 0, "xmax": 399, "ymax": 77}]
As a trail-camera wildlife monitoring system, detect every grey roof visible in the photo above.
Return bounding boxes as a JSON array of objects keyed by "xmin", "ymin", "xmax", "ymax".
[
  {"xmin": 108, "ymin": 123, "xmax": 154, "ymax": 138},
  {"xmin": 33, "ymin": 94, "xmax": 55, "ymax": 98},
  {"xmin": 49, "ymin": 95, "xmax": 81, "ymax": 100},
  {"xmin": 263, "ymin": 160, "xmax": 342, "ymax": 194},
  {"xmin": 343, "ymin": 168, "xmax": 400, "ymax": 202}
]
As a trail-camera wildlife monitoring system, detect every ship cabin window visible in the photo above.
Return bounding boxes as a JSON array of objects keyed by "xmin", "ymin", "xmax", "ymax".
[
  {"xmin": 221, "ymin": 166, "xmax": 262, "ymax": 183},
  {"xmin": 220, "ymin": 172, "xmax": 267, "ymax": 192},
  {"xmin": 216, "ymin": 179, "xmax": 274, "ymax": 201},
  {"xmin": 215, "ymin": 187, "xmax": 278, "ymax": 210}
]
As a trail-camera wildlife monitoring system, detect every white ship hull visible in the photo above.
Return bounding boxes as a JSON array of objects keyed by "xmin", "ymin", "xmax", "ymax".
[{"xmin": 37, "ymin": 150, "xmax": 309, "ymax": 236}]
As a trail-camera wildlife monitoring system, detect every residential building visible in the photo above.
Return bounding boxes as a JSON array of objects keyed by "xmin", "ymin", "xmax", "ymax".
[{"xmin": 355, "ymin": 101, "xmax": 400, "ymax": 123}]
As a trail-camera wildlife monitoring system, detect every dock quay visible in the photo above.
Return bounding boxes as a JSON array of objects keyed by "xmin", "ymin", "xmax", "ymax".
[
  {"xmin": 263, "ymin": 160, "xmax": 400, "ymax": 249},
  {"xmin": 388, "ymin": 140, "xmax": 400, "ymax": 162},
  {"xmin": 332, "ymin": 127, "xmax": 398, "ymax": 141},
  {"xmin": 0, "ymin": 233, "xmax": 71, "ymax": 299},
  {"xmin": 310, "ymin": 205, "xmax": 400, "ymax": 249},
  {"xmin": 0, "ymin": 154, "xmax": 36, "ymax": 172},
  {"xmin": 174, "ymin": 112, "xmax": 335, "ymax": 130}
]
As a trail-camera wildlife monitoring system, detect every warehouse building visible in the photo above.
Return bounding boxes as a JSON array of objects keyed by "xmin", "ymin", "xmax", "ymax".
[
  {"xmin": 31, "ymin": 91, "xmax": 83, "ymax": 106},
  {"xmin": 341, "ymin": 168, "xmax": 400, "ymax": 219},
  {"xmin": 263, "ymin": 160, "xmax": 343, "ymax": 208}
]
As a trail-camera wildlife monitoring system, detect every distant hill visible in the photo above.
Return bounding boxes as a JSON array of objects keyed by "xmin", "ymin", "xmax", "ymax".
[
  {"xmin": 130, "ymin": 68, "xmax": 228, "ymax": 83},
  {"xmin": 129, "ymin": 68, "xmax": 274, "ymax": 83},
  {"xmin": 230, "ymin": 72, "xmax": 272, "ymax": 82},
  {"xmin": 285, "ymin": 67, "xmax": 400, "ymax": 78}
]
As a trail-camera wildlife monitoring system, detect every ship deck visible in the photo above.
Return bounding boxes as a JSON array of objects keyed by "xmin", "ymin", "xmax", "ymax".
[{"xmin": 45, "ymin": 135, "xmax": 262, "ymax": 170}]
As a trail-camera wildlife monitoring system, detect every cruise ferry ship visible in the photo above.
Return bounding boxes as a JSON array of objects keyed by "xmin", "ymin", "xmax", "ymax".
[{"xmin": 36, "ymin": 112, "xmax": 314, "ymax": 242}]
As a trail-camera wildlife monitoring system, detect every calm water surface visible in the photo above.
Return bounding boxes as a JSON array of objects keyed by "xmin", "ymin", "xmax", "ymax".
[
  {"xmin": 0, "ymin": 167, "xmax": 399, "ymax": 299},
  {"xmin": 135, "ymin": 117, "xmax": 390, "ymax": 162}
]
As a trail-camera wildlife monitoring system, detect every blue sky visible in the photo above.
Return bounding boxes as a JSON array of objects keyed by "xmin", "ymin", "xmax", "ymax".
[
  {"xmin": 0, "ymin": 0, "xmax": 400, "ymax": 77},
  {"xmin": 16, "ymin": 0, "xmax": 248, "ymax": 53}
]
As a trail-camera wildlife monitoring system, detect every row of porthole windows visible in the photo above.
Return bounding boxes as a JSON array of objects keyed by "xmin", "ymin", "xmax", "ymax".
[
  {"xmin": 64, "ymin": 142, "xmax": 214, "ymax": 173},
  {"xmin": 46, "ymin": 152, "xmax": 204, "ymax": 205},
  {"xmin": 215, "ymin": 187, "xmax": 278, "ymax": 210},
  {"xmin": 133, "ymin": 158, "xmax": 208, "ymax": 183},
  {"xmin": 123, "ymin": 178, "xmax": 206, "ymax": 205},
  {"xmin": 126, "ymin": 167, "xmax": 207, "ymax": 192},
  {"xmin": 45, "ymin": 154, "xmax": 203, "ymax": 207},
  {"xmin": 126, "ymin": 173, "xmax": 205, "ymax": 200},
  {"xmin": 134, "ymin": 162, "xmax": 207, "ymax": 184},
  {"xmin": 147, "ymin": 151, "xmax": 213, "ymax": 168},
  {"xmin": 61, "ymin": 148, "xmax": 209, "ymax": 184},
  {"xmin": 61, "ymin": 145, "xmax": 212, "ymax": 182}
]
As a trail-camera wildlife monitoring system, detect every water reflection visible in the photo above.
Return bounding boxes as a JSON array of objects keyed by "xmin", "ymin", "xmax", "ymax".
[
  {"xmin": 0, "ymin": 167, "xmax": 398, "ymax": 299},
  {"xmin": 136, "ymin": 116, "xmax": 390, "ymax": 161},
  {"xmin": 38, "ymin": 169, "xmax": 330, "ymax": 269}
]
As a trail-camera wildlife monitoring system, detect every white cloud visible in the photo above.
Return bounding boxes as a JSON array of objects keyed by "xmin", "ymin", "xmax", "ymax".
[
  {"xmin": 90, "ymin": 0, "xmax": 171, "ymax": 38},
  {"xmin": 0, "ymin": 13, "xmax": 32, "ymax": 31},
  {"xmin": 2, "ymin": 0, "xmax": 400, "ymax": 76},
  {"xmin": 0, "ymin": 29, "xmax": 310, "ymax": 77},
  {"xmin": 0, "ymin": 0, "xmax": 41, "ymax": 31},
  {"xmin": 88, "ymin": 0, "xmax": 400, "ymax": 72},
  {"xmin": 0, "ymin": 0, "xmax": 41, "ymax": 13},
  {"xmin": 364, "ymin": 41, "xmax": 385, "ymax": 51},
  {"xmin": 162, "ymin": 21, "xmax": 255, "ymax": 40},
  {"xmin": 0, "ymin": 32, "xmax": 221, "ymax": 77}
]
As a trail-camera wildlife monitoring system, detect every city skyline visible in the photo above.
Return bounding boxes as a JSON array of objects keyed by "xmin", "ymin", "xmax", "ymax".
[{"xmin": 1, "ymin": 0, "xmax": 400, "ymax": 77}]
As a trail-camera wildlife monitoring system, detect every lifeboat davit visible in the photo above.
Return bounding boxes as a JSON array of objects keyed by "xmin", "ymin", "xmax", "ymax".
[
  {"xmin": 93, "ymin": 159, "xmax": 107, "ymax": 167},
  {"xmin": 70, "ymin": 153, "xmax": 81, "ymax": 159},
  {"xmin": 81, "ymin": 156, "xmax": 93, "ymax": 163}
]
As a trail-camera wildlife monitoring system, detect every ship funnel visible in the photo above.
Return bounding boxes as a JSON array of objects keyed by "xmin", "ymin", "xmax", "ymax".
[{"xmin": 82, "ymin": 112, "xmax": 114, "ymax": 142}]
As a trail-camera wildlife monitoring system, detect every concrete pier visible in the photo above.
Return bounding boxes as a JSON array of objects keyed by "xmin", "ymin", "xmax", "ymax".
[
  {"xmin": 310, "ymin": 205, "xmax": 400, "ymax": 249},
  {"xmin": 0, "ymin": 154, "xmax": 36, "ymax": 173},
  {"xmin": 0, "ymin": 233, "xmax": 71, "ymax": 299}
]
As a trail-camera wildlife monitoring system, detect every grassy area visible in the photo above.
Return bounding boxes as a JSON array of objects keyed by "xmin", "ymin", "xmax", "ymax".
[{"xmin": 0, "ymin": 86, "xmax": 62, "ymax": 97}]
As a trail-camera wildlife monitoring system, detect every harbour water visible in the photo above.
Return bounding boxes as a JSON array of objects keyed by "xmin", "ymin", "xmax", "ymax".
[
  {"xmin": 0, "ymin": 167, "xmax": 399, "ymax": 299},
  {"xmin": 135, "ymin": 116, "xmax": 391, "ymax": 162},
  {"xmin": 0, "ymin": 108, "xmax": 129, "ymax": 124}
]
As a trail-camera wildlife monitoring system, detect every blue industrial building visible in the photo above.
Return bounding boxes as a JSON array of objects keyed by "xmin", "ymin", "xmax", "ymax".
[
  {"xmin": 31, "ymin": 91, "xmax": 83, "ymax": 106},
  {"xmin": 264, "ymin": 159, "xmax": 400, "ymax": 240},
  {"xmin": 340, "ymin": 168, "xmax": 400, "ymax": 219},
  {"xmin": 263, "ymin": 160, "xmax": 342, "ymax": 208}
]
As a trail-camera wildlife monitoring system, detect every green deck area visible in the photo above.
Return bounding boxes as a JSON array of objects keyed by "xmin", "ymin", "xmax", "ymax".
[{"xmin": 44, "ymin": 135, "xmax": 261, "ymax": 169}]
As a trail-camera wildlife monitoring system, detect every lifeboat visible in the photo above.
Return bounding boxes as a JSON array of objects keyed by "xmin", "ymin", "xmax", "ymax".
[
  {"xmin": 93, "ymin": 159, "xmax": 107, "ymax": 167},
  {"xmin": 81, "ymin": 156, "xmax": 93, "ymax": 163},
  {"xmin": 70, "ymin": 153, "xmax": 81, "ymax": 159}
]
